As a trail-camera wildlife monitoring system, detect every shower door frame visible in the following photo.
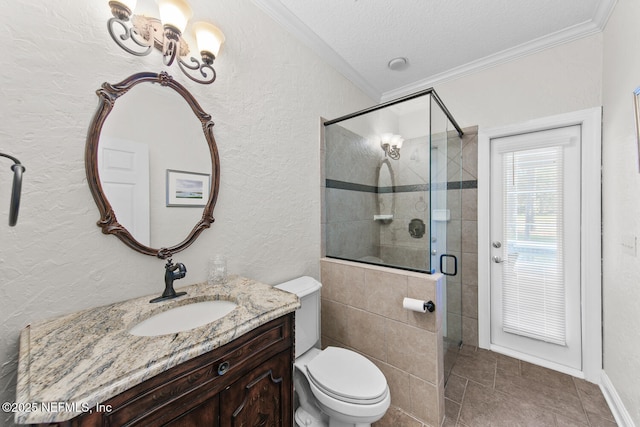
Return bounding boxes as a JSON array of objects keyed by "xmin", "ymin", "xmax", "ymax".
[{"xmin": 323, "ymin": 88, "xmax": 464, "ymax": 275}]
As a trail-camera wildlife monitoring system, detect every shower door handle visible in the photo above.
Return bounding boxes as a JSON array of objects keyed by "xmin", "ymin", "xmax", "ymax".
[{"xmin": 439, "ymin": 254, "xmax": 458, "ymax": 276}]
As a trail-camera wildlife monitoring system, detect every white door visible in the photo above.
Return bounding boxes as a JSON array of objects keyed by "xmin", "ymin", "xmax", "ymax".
[
  {"xmin": 98, "ymin": 137, "xmax": 150, "ymax": 246},
  {"xmin": 489, "ymin": 125, "xmax": 582, "ymax": 370},
  {"xmin": 479, "ymin": 108, "xmax": 602, "ymax": 382}
]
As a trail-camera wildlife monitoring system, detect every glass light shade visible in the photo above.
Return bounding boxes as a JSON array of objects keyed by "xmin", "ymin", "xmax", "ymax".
[
  {"xmin": 193, "ymin": 21, "xmax": 225, "ymax": 57},
  {"xmin": 117, "ymin": 0, "xmax": 137, "ymax": 12},
  {"xmin": 380, "ymin": 133, "xmax": 394, "ymax": 146},
  {"xmin": 157, "ymin": 0, "xmax": 193, "ymax": 33},
  {"xmin": 391, "ymin": 135, "xmax": 404, "ymax": 148}
]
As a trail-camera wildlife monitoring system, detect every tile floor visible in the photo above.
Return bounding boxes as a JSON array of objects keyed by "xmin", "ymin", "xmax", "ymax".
[{"xmin": 444, "ymin": 345, "xmax": 617, "ymax": 426}]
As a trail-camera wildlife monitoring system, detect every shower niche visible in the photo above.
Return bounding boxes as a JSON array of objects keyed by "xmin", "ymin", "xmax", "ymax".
[{"xmin": 322, "ymin": 89, "xmax": 465, "ymax": 368}]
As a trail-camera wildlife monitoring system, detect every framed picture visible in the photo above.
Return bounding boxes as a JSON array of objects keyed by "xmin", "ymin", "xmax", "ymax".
[
  {"xmin": 635, "ymin": 87, "xmax": 640, "ymax": 172},
  {"xmin": 166, "ymin": 169, "xmax": 210, "ymax": 207}
]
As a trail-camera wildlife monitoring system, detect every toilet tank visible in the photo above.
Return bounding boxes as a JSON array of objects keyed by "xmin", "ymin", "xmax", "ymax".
[{"xmin": 275, "ymin": 276, "xmax": 322, "ymax": 358}]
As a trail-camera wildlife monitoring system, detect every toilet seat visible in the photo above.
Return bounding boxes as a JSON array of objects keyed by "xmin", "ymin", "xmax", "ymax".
[{"xmin": 305, "ymin": 347, "xmax": 388, "ymax": 404}]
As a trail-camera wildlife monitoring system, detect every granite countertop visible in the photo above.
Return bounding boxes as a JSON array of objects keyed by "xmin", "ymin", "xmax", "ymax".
[{"xmin": 15, "ymin": 275, "xmax": 300, "ymax": 424}]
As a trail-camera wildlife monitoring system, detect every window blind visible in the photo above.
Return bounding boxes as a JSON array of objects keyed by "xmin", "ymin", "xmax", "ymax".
[{"xmin": 502, "ymin": 146, "xmax": 566, "ymax": 346}]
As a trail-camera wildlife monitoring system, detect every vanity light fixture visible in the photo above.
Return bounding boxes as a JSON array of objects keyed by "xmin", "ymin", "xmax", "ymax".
[
  {"xmin": 380, "ymin": 133, "xmax": 404, "ymax": 160},
  {"xmin": 107, "ymin": 0, "xmax": 225, "ymax": 84}
]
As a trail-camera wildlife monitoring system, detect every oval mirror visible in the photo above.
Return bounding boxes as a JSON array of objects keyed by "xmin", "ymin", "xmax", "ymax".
[{"xmin": 85, "ymin": 72, "xmax": 220, "ymax": 259}]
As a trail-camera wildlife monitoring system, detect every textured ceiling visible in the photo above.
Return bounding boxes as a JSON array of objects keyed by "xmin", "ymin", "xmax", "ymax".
[{"xmin": 252, "ymin": 0, "xmax": 617, "ymax": 101}]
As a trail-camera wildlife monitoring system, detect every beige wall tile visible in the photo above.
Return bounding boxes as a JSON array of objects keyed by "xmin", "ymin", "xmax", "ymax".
[
  {"xmin": 461, "ymin": 283, "xmax": 478, "ymax": 319},
  {"xmin": 462, "ymin": 133, "xmax": 478, "ymax": 180},
  {"xmin": 461, "ymin": 188, "xmax": 477, "ymax": 221},
  {"xmin": 365, "ymin": 269, "xmax": 409, "ymax": 322},
  {"xmin": 461, "ymin": 220, "xmax": 478, "ymax": 254},
  {"xmin": 410, "ymin": 375, "xmax": 440, "ymax": 427},
  {"xmin": 446, "ymin": 220, "xmax": 462, "ymax": 252},
  {"xmin": 386, "ymin": 319, "xmax": 438, "ymax": 383},
  {"xmin": 407, "ymin": 276, "xmax": 439, "ymax": 332},
  {"xmin": 374, "ymin": 361, "xmax": 412, "ymax": 411},
  {"xmin": 462, "ymin": 315, "xmax": 479, "ymax": 347},
  {"xmin": 344, "ymin": 271, "xmax": 368, "ymax": 310},
  {"xmin": 321, "ymin": 298, "xmax": 348, "ymax": 344},
  {"xmin": 320, "ymin": 258, "xmax": 365, "ymax": 305},
  {"xmin": 347, "ymin": 306, "xmax": 387, "ymax": 361},
  {"xmin": 461, "ymin": 252, "xmax": 478, "ymax": 287},
  {"xmin": 448, "ymin": 189, "xmax": 462, "ymax": 220},
  {"xmin": 446, "ymin": 281, "xmax": 462, "ymax": 315},
  {"xmin": 321, "ymin": 335, "xmax": 342, "ymax": 349}
]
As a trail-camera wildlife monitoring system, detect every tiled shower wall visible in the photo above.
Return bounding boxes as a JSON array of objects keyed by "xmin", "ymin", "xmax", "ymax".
[
  {"xmin": 320, "ymin": 258, "xmax": 445, "ymax": 427},
  {"xmin": 323, "ymin": 124, "xmax": 381, "ymax": 261},
  {"xmin": 459, "ymin": 127, "xmax": 478, "ymax": 347}
]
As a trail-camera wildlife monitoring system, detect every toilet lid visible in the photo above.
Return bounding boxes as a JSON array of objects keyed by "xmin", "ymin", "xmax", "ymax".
[{"xmin": 305, "ymin": 347, "xmax": 387, "ymax": 404}]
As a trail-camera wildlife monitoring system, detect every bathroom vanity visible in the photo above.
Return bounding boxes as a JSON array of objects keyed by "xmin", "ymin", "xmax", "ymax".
[{"xmin": 15, "ymin": 276, "xmax": 299, "ymax": 426}]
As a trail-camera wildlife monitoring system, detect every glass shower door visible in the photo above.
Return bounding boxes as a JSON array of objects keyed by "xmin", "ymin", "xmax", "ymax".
[{"xmin": 429, "ymin": 95, "xmax": 463, "ymax": 383}]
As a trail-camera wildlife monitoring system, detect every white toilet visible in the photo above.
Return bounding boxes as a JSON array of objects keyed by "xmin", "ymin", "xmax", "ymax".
[{"xmin": 275, "ymin": 276, "xmax": 391, "ymax": 427}]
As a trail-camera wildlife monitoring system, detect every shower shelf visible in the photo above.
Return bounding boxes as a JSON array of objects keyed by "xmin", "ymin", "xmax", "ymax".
[{"xmin": 374, "ymin": 215, "xmax": 393, "ymax": 224}]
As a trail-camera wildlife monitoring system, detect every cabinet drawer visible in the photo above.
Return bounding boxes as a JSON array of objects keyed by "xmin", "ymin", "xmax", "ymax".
[{"xmin": 102, "ymin": 315, "xmax": 293, "ymax": 427}]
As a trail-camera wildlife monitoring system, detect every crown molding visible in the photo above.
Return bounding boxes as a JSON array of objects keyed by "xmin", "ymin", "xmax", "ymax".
[
  {"xmin": 382, "ymin": 0, "xmax": 617, "ymax": 102},
  {"xmin": 252, "ymin": 0, "xmax": 617, "ymax": 104}
]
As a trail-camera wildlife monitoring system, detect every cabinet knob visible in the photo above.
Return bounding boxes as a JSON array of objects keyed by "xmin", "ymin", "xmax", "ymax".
[{"xmin": 218, "ymin": 361, "xmax": 230, "ymax": 375}]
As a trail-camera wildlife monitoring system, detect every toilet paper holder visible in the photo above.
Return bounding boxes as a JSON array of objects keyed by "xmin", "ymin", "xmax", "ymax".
[
  {"xmin": 423, "ymin": 300, "xmax": 435, "ymax": 312},
  {"xmin": 403, "ymin": 297, "xmax": 436, "ymax": 313}
]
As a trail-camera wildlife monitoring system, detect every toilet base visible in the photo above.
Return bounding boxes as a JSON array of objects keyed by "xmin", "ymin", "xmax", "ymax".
[
  {"xmin": 295, "ymin": 407, "xmax": 328, "ymax": 427},
  {"xmin": 294, "ymin": 406, "xmax": 373, "ymax": 427},
  {"xmin": 325, "ymin": 412, "xmax": 375, "ymax": 427},
  {"xmin": 330, "ymin": 422, "xmax": 372, "ymax": 427}
]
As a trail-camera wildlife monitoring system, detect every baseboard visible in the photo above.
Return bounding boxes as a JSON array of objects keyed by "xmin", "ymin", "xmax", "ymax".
[{"xmin": 600, "ymin": 370, "xmax": 636, "ymax": 427}]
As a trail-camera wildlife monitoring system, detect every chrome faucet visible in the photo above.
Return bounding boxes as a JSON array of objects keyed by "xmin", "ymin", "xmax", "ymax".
[{"xmin": 150, "ymin": 259, "xmax": 187, "ymax": 303}]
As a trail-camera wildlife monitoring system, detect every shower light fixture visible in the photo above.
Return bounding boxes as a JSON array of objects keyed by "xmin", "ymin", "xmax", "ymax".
[
  {"xmin": 380, "ymin": 133, "xmax": 404, "ymax": 160},
  {"xmin": 107, "ymin": 0, "xmax": 225, "ymax": 85}
]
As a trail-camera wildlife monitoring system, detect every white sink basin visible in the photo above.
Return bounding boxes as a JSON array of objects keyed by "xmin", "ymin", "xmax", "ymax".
[{"xmin": 130, "ymin": 300, "xmax": 237, "ymax": 337}]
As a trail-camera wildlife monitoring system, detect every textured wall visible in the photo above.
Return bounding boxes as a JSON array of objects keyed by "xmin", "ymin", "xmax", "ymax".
[
  {"xmin": 602, "ymin": 0, "xmax": 640, "ymax": 423},
  {"xmin": 0, "ymin": 1, "xmax": 373, "ymax": 425}
]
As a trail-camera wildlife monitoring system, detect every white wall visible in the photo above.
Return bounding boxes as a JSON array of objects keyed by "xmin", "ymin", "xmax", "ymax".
[
  {"xmin": 435, "ymin": 34, "xmax": 603, "ymax": 129},
  {"xmin": 0, "ymin": 1, "xmax": 372, "ymax": 425},
  {"xmin": 602, "ymin": 0, "xmax": 640, "ymax": 423}
]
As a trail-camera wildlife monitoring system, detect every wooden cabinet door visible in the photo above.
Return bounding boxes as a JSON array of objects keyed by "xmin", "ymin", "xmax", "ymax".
[
  {"xmin": 220, "ymin": 351, "xmax": 292, "ymax": 427},
  {"xmin": 130, "ymin": 392, "xmax": 220, "ymax": 427}
]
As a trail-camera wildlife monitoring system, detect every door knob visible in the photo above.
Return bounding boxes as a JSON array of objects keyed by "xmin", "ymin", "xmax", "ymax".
[{"xmin": 492, "ymin": 256, "xmax": 504, "ymax": 263}]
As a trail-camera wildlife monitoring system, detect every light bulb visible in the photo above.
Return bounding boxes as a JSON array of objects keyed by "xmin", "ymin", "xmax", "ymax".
[
  {"xmin": 391, "ymin": 135, "xmax": 404, "ymax": 148},
  {"xmin": 157, "ymin": 0, "xmax": 193, "ymax": 33},
  {"xmin": 193, "ymin": 21, "xmax": 225, "ymax": 58}
]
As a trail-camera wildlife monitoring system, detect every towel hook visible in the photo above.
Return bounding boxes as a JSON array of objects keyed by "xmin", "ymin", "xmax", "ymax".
[{"xmin": 1, "ymin": 153, "xmax": 25, "ymax": 226}]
